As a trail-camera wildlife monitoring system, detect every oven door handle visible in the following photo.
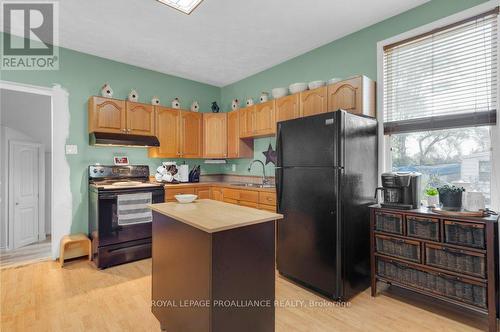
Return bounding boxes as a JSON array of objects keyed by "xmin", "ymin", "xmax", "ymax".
[{"xmin": 108, "ymin": 243, "xmax": 151, "ymax": 254}]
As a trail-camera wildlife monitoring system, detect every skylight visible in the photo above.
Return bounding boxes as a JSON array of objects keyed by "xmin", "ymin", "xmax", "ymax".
[{"xmin": 156, "ymin": 0, "xmax": 204, "ymax": 14}]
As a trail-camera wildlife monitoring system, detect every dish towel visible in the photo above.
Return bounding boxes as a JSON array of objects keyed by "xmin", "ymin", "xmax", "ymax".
[{"xmin": 117, "ymin": 192, "xmax": 152, "ymax": 226}]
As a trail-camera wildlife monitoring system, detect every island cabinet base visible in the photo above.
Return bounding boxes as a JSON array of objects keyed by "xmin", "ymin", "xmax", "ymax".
[{"xmin": 151, "ymin": 211, "xmax": 276, "ymax": 332}]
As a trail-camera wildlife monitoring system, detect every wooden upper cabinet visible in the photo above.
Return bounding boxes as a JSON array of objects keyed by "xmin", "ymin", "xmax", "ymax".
[
  {"xmin": 239, "ymin": 106, "xmax": 255, "ymax": 138},
  {"xmin": 254, "ymin": 100, "xmax": 276, "ymax": 136},
  {"xmin": 88, "ymin": 96, "xmax": 126, "ymax": 134},
  {"xmin": 227, "ymin": 110, "xmax": 253, "ymax": 159},
  {"xmin": 300, "ymin": 86, "xmax": 327, "ymax": 118},
  {"xmin": 327, "ymin": 75, "xmax": 376, "ymax": 117},
  {"xmin": 180, "ymin": 111, "xmax": 203, "ymax": 158},
  {"xmin": 275, "ymin": 94, "xmax": 300, "ymax": 123},
  {"xmin": 203, "ymin": 113, "xmax": 227, "ymax": 158},
  {"xmin": 126, "ymin": 102, "xmax": 155, "ymax": 136},
  {"xmin": 149, "ymin": 107, "xmax": 180, "ymax": 158}
]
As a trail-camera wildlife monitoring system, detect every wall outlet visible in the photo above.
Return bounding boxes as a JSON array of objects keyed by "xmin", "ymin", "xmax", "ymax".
[
  {"xmin": 65, "ymin": 145, "xmax": 78, "ymax": 155},
  {"xmin": 232, "ymin": 164, "xmax": 236, "ymax": 172}
]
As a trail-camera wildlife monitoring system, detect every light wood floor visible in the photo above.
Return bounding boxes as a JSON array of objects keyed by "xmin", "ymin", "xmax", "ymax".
[
  {"xmin": 0, "ymin": 237, "xmax": 51, "ymax": 269},
  {"xmin": 0, "ymin": 258, "xmax": 492, "ymax": 332}
]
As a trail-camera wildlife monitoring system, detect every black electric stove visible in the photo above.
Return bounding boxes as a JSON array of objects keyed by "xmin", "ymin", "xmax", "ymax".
[{"xmin": 88, "ymin": 165, "xmax": 164, "ymax": 269}]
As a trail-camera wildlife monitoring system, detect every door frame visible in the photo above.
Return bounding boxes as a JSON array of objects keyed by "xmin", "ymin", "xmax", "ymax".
[
  {"xmin": 1, "ymin": 80, "xmax": 71, "ymax": 259},
  {"xmin": 8, "ymin": 140, "xmax": 45, "ymax": 249}
]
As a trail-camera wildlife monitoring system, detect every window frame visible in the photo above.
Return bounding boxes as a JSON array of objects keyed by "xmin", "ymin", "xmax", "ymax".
[{"xmin": 377, "ymin": 0, "xmax": 500, "ymax": 211}]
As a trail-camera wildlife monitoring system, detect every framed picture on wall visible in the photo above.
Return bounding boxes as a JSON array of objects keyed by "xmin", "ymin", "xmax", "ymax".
[{"xmin": 113, "ymin": 156, "xmax": 129, "ymax": 166}]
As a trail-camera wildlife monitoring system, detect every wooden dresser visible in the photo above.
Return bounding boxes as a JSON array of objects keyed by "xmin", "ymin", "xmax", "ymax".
[{"xmin": 370, "ymin": 205, "xmax": 498, "ymax": 332}]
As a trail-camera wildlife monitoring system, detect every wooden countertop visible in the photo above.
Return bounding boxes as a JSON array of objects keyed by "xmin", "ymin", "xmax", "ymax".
[
  {"xmin": 154, "ymin": 181, "xmax": 276, "ymax": 193},
  {"xmin": 149, "ymin": 199, "xmax": 283, "ymax": 233}
]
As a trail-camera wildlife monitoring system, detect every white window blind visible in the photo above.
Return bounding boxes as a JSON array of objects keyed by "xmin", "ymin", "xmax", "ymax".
[{"xmin": 383, "ymin": 8, "xmax": 498, "ymax": 134}]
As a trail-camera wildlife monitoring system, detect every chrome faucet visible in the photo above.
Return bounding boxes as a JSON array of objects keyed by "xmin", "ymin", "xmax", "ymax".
[{"xmin": 248, "ymin": 159, "xmax": 270, "ymax": 185}]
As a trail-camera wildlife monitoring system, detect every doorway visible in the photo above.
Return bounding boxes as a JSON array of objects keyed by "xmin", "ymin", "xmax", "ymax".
[{"xmin": 0, "ymin": 88, "xmax": 52, "ymax": 267}]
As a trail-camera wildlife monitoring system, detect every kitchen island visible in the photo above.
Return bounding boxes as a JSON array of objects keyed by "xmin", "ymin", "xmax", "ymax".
[{"xmin": 149, "ymin": 199, "xmax": 283, "ymax": 332}]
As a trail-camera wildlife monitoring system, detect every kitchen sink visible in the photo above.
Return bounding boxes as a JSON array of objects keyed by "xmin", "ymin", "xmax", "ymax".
[{"xmin": 230, "ymin": 183, "xmax": 275, "ymax": 189}]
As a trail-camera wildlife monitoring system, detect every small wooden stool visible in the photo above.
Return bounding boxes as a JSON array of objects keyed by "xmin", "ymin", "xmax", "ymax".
[{"xmin": 59, "ymin": 233, "xmax": 92, "ymax": 267}]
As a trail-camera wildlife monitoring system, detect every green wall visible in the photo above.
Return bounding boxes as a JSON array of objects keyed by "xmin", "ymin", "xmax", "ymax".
[
  {"xmin": 220, "ymin": 0, "xmax": 489, "ymax": 177},
  {"xmin": 0, "ymin": 0, "xmax": 488, "ymax": 233},
  {"xmin": 0, "ymin": 35, "xmax": 221, "ymax": 233}
]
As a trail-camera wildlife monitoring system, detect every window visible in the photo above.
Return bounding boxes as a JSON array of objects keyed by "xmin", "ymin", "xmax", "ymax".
[
  {"xmin": 391, "ymin": 127, "xmax": 492, "ymax": 205},
  {"xmin": 383, "ymin": 8, "xmax": 498, "ymax": 205},
  {"xmin": 479, "ymin": 160, "xmax": 491, "ymax": 182}
]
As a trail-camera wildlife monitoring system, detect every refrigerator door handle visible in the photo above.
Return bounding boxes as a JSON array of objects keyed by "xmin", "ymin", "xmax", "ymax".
[
  {"xmin": 276, "ymin": 125, "xmax": 283, "ymax": 167},
  {"xmin": 276, "ymin": 168, "xmax": 283, "ymax": 213}
]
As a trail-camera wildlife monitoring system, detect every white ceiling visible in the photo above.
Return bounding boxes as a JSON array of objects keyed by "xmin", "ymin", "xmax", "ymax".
[{"xmin": 58, "ymin": 0, "xmax": 427, "ymax": 86}]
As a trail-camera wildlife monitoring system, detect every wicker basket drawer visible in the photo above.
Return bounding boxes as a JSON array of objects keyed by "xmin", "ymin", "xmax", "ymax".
[
  {"xmin": 377, "ymin": 258, "xmax": 487, "ymax": 308},
  {"xmin": 425, "ymin": 244, "xmax": 486, "ymax": 278},
  {"xmin": 406, "ymin": 215, "xmax": 439, "ymax": 241},
  {"xmin": 375, "ymin": 235, "xmax": 420, "ymax": 262},
  {"xmin": 444, "ymin": 220, "xmax": 485, "ymax": 249},
  {"xmin": 375, "ymin": 212, "xmax": 403, "ymax": 234}
]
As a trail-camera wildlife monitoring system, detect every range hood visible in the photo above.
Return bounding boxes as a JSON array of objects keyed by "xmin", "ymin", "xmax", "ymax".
[{"xmin": 89, "ymin": 132, "xmax": 160, "ymax": 147}]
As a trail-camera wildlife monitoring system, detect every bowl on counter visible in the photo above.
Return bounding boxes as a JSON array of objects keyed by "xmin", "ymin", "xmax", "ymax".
[
  {"xmin": 327, "ymin": 77, "xmax": 342, "ymax": 85},
  {"xmin": 308, "ymin": 80, "xmax": 325, "ymax": 90},
  {"xmin": 175, "ymin": 194, "xmax": 198, "ymax": 204},
  {"xmin": 289, "ymin": 82, "xmax": 308, "ymax": 94},
  {"xmin": 271, "ymin": 87, "xmax": 288, "ymax": 99}
]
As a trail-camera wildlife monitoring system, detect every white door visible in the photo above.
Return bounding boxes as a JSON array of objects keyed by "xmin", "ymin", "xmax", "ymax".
[{"xmin": 10, "ymin": 141, "xmax": 40, "ymax": 249}]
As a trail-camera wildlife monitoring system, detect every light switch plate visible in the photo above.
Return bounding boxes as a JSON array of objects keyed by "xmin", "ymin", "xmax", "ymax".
[
  {"xmin": 232, "ymin": 164, "xmax": 236, "ymax": 172},
  {"xmin": 65, "ymin": 144, "xmax": 78, "ymax": 155}
]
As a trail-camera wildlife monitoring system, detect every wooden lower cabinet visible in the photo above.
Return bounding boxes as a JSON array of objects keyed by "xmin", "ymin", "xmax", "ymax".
[
  {"xmin": 165, "ymin": 187, "xmax": 196, "ymax": 202},
  {"xmin": 195, "ymin": 187, "xmax": 210, "ymax": 199},
  {"xmin": 164, "ymin": 185, "xmax": 276, "ymax": 211},
  {"xmin": 210, "ymin": 187, "xmax": 224, "ymax": 201}
]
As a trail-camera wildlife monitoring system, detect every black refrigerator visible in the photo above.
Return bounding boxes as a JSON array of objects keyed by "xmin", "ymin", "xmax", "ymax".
[{"xmin": 276, "ymin": 110, "xmax": 378, "ymax": 300}]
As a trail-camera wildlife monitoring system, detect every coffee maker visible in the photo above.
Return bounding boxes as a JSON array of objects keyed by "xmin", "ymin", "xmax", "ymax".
[{"xmin": 374, "ymin": 172, "xmax": 421, "ymax": 210}]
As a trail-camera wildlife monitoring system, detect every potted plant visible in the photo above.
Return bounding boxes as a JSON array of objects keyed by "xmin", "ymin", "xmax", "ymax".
[
  {"xmin": 437, "ymin": 185, "xmax": 465, "ymax": 211},
  {"xmin": 425, "ymin": 187, "xmax": 439, "ymax": 207}
]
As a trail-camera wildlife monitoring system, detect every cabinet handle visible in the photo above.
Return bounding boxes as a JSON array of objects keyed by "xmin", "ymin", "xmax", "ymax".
[{"xmin": 121, "ymin": 129, "xmax": 127, "ymax": 132}]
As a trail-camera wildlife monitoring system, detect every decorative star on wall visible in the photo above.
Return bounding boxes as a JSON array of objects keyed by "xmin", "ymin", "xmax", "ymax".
[{"xmin": 262, "ymin": 143, "xmax": 277, "ymax": 165}]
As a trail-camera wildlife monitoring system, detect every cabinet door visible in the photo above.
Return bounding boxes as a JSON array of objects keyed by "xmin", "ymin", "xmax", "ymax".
[
  {"xmin": 254, "ymin": 100, "xmax": 276, "ymax": 136},
  {"xmin": 327, "ymin": 76, "xmax": 361, "ymax": 114},
  {"xmin": 275, "ymin": 94, "xmax": 300, "ymax": 123},
  {"xmin": 180, "ymin": 111, "xmax": 202, "ymax": 158},
  {"xmin": 203, "ymin": 113, "xmax": 227, "ymax": 158},
  {"xmin": 126, "ymin": 102, "xmax": 155, "ymax": 136},
  {"xmin": 88, "ymin": 96, "xmax": 126, "ymax": 133},
  {"xmin": 150, "ymin": 107, "xmax": 180, "ymax": 158},
  {"xmin": 210, "ymin": 187, "xmax": 223, "ymax": 201},
  {"xmin": 227, "ymin": 110, "xmax": 253, "ymax": 158},
  {"xmin": 227, "ymin": 110, "xmax": 240, "ymax": 158},
  {"xmin": 300, "ymin": 86, "xmax": 327, "ymax": 117},
  {"xmin": 239, "ymin": 106, "xmax": 255, "ymax": 138},
  {"xmin": 195, "ymin": 187, "xmax": 210, "ymax": 199}
]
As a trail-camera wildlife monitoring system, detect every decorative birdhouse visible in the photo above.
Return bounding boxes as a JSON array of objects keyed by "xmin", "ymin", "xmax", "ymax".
[
  {"xmin": 191, "ymin": 101, "xmax": 200, "ymax": 112},
  {"xmin": 128, "ymin": 89, "xmax": 138, "ymax": 102},
  {"xmin": 172, "ymin": 97, "xmax": 180, "ymax": 109},
  {"xmin": 100, "ymin": 83, "xmax": 113, "ymax": 98}
]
